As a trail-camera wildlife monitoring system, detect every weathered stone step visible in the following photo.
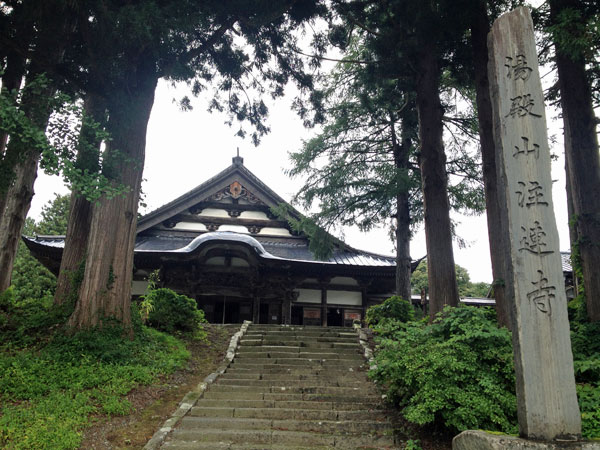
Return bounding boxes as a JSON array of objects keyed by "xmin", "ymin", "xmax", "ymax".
[
  {"xmin": 240, "ymin": 339, "xmax": 359, "ymax": 348},
  {"xmin": 237, "ymin": 345, "xmax": 361, "ymax": 354},
  {"xmin": 202, "ymin": 390, "xmax": 381, "ymax": 403},
  {"xmin": 190, "ymin": 406, "xmax": 390, "ymax": 421},
  {"xmin": 164, "ymin": 428, "xmax": 396, "ymax": 448},
  {"xmin": 224, "ymin": 366, "xmax": 365, "ymax": 376},
  {"xmin": 217, "ymin": 377, "xmax": 367, "ymax": 387},
  {"xmin": 177, "ymin": 416, "xmax": 393, "ymax": 435},
  {"xmin": 209, "ymin": 384, "xmax": 376, "ymax": 396},
  {"xmin": 196, "ymin": 399, "xmax": 383, "ymax": 411},
  {"xmin": 235, "ymin": 351, "xmax": 363, "ymax": 360},
  {"xmin": 219, "ymin": 372, "xmax": 368, "ymax": 381},
  {"xmin": 230, "ymin": 360, "xmax": 365, "ymax": 369}
]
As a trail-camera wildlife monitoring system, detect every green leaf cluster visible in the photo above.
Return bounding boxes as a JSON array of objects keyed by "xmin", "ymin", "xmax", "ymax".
[
  {"xmin": 369, "ymin": 306, "xmax": 517, "ymax": 434},
  {"xmin": 146, "ymin": 288, "xmax": 207, "ymax": 338},
  {"xmin": 410, "ymin": 260, "xmax": 490, "ymax": 297},
  {"xmin": 365, "ymin": 295, "xmax": 415, "ymax": 327},
  {"xmin": 9, "ymin": 194, "xmax": 71, "ymax": 304}
]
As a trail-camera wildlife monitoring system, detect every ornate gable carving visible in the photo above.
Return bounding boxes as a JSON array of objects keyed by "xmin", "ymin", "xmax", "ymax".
[{"xmin": 209, "ymin": 181, "xmax": 265, "ymax": 205}]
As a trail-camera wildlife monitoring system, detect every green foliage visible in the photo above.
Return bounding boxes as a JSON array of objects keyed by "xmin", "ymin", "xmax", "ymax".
[
  {"xmin": 369, "ymin": 306, "xmax": 517, "ymax": 434},
  {"xmin": 146, "ymin": 288, "xmax": 206, "ymax": 337},
  {"xmin": 270, "ymin": 203, "xmax": 336, "ymax": 260},
  {"xmin": 139, "ymin": 270, "xmax": 160, "ymax": 324},
  {"xmin": 366, "ymin": 296, "xmax": 415, "ymax": 327},
  {"xmin": 0, "ymin": 315, "xmax": 188, "ymax": 449},
  {"xmin": 410, "ymin": 260, "xmax": 490, "ymax": 297},
  {"xmin": 9, "ymin": 194, "xmax": 70, "ymax": 303},
  {"xmin": 568, "ymin": 296, "xmax": 600, "ymax": 438}
]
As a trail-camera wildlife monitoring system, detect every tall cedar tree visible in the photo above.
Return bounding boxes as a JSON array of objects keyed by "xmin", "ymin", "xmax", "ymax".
[
  {"xmin": 288, "ymin": 50, "xmax": 422, "ymax": 301},
  {"xmin": 548, "ymin": 0, "xmax": 600, "ymax": 321},
  {"xmin": 57, "ymin": 0, "xmax": 325, "ymax": 331},
  {"xmin": 336, "ymin": 0, "xmax": 475, "ymax": 318},
  {"xmin": 0, "ymin": 1, "xmax": 75, "ymax": 291},
  {"xmin": 288, "ymin": 38, "xmax": 484, "ymax": 300}
]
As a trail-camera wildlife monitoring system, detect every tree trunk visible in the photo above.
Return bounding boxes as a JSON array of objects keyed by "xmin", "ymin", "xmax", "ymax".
[
  {"xmin": 550, "ymin": 0, "xmax": 600, "ymax": 321},
  {"xmin": 415, "ymin": 39, "xmax": 460, "ymax": 320},
  {"xmin": 54, "ymin": 95, "xmax": 105, "ymax": 305},
  {"xmin": 470, "ymin": 0, "xmax": 511, "ymax": 327},
  {"xmin": 0, "ymin": 1, "xmax": 34, "ymax": 157},
  {"xmin": 68, "ymin": 73, "xmax": 158, "ymax": 331},
  {"xmin": 0, "ymin": 75, "xmax": 56, "ymax": 291},
  {"xmin": 392, "ymin": 106, "xmax": 416, "ymax": 302},
  {"xmin": 0, "ymin": 151, "xmax": 41, "ymax": 290}
]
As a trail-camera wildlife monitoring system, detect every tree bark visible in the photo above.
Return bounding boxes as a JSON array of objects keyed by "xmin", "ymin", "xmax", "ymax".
[
  {"xmin": 392, "ymin": 106, "xmax": 416, "ymax": 302},
  {"xmin": 54, "ymin": 95, "xmax": 105, "ymax": 305},
  {"xmin": 68, "ymin": 71, "xmax": 158, "ymax": 331},
  {"xmin": 415, "ymin": 38, "xmax": 460, "ymax": 320},
  {"xmin": 550, "ymin": 0, "xmax": 600, "ymax": 321},
  {"xmin": 0, "ymin": 75, "xmax": 56, "ymax": 291},
  {"xmin": 0, "ymin": 151, "xmax": 41, "ymax": 290},
  {"xmin": 470, "ymin": 0, "xmax": 511, "ymax": 327}
]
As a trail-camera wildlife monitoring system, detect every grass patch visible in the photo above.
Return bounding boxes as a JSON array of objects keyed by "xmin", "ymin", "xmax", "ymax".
[{"xmin": 0, "ymin": 321, "xmax": 189, "ymax": 450}]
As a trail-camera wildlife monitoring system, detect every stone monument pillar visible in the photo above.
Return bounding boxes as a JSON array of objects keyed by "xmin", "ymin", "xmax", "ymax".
[{"xmin": 487, "ymin": 6, "xmax": 581, "ymax": 440}]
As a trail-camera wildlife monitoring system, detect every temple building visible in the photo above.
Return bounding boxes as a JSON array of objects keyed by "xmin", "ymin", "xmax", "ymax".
[{"xmin": 25, "ymin": 156, "xmax": 397, "ymax": 326}]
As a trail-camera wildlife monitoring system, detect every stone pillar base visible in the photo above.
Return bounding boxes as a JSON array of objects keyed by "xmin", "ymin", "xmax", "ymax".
[{"xmin": 453, "ymin": 431, "xmax": 600, "ymax": 450}]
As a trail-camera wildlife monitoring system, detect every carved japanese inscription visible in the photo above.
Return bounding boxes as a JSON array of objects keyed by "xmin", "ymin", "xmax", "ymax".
[{"xmin": 488, "ymin": 6, "xmax": 580, "ymax": 440}]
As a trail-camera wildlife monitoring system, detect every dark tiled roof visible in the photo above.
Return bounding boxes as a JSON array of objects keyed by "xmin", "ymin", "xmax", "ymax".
[{"xmin": 24, "ymin": 231, "xmax": 395, "ymax": 267}]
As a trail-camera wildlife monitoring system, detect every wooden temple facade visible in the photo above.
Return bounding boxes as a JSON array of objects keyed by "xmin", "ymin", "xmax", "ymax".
[{"xmin": 25, "ymin": 156, "xmax": 396, "ymax": 326}]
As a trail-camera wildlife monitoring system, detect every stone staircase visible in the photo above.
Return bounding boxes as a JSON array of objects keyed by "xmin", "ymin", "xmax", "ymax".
[{"xmin": 161, "ymin": 324, "xmax": 398, "ymax": 449}]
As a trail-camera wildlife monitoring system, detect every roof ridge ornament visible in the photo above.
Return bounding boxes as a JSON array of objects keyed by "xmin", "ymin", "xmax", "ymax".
[{"xmin": 232, "ymin": 147, "xmax": 244, "ymax": 165}]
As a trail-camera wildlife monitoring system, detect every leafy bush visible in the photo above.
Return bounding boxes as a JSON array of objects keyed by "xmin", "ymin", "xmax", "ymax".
[
  {"xmin": 369, "ymin": 306, "xmax": 517, "ymax": 434},
  {"xmin": 146, "ymin": 288, "xmax": 206, "ymax": 336},
  {"xmin": 568, "ymin": 297, "xmax": 600, "ymax": 438},
  {"xmin": 366, "ymin": 295, "xmax": 414, "ymax": 326}
]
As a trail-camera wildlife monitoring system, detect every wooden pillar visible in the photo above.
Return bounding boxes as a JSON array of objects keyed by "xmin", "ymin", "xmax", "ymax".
[
  {"xmin": 252, "ymin": 296, "xmax": 260, "ymax": 324},
  {"xmin": 321, "ymin": 288, "xmax": 327, "ymax": 327},
  {"xmin": 282, "ymin": 292, "xmax": 292, "ymax": 325}
]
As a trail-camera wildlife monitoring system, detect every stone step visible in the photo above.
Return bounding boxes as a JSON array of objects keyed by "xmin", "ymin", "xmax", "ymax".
[
  {"xmin": 223, "ymin": 366, "xmax": 365, "ymax": 376},
  {"xmin": 240, "ymin": 339, "xmax": 359, "ymax": 348},
  {"xmin": 190, "ymin": 406, "xmax": 390, "ymax": 422},
  {"xmin": 218, "ymin": 372, "xmax": 368, "ymax": 381},
  {"xmin": 177, "ymin": 416, "xmax": 393, "ymax": 435},
  {"xmin": 164, "ymin": 428, "xmax": 396, "ymax": 448},
  {"xmin": 196, "ymin": 399, "xmax": 383, "ymax": 411},
  {"xmin": 237, "ymin": 345, "xmax": 361, "ymax": 354},
  {"xmin": 235, "ymin": 351, "xmax": 364, "ymax": 360},
  {"xmin": 202, "ymin": 390, "xmax": 381, "ymax": 403},
  {"xmin": 208, "ymin": 384, "xmax": 376, "ymax": 396},
  {"xmin": 217, "ymin": 378, "xmax": 367, "ymax": 387},
  {"xmin": 230, "ymin": 360, "xmax": 365, "ymax": 369}
]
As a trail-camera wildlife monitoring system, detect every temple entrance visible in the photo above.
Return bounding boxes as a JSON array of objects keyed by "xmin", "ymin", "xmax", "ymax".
[
  {"xmin": 327, "ymin": 307, "xmax": 343, "ymax": 327},
  {"xmin": 197, "ymin": 295, "xmax": 253, "ymax": 324}
]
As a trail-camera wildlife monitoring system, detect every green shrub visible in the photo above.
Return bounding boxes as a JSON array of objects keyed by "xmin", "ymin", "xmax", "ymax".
[
  {"xmin": 146, "ymin": 288, "xmax": 206, "ymax": 335},
  {"xmin": 369, "ymin": 306, "xmax": 517, "ymax": 434},
  {"xmin": 366, "ymin": 295, "xmax": 414, "ymax": 326}
]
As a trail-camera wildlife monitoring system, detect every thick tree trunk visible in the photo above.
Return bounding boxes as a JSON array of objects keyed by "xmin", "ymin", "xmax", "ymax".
[
  {"xmin": 470, "ymin": 0, "xmax": 511, "ymax": 327},
  {"xmin": 550, "ymin": 0, "xmax": 600, "ymax": 321},
  {"xmin": 392, "ymin": 107, "xmax": 416, "ymax": 302},
  {"xmin": 415, "ymin": 39, "xmax": 460, "ymax": 320},
  {"xmin": 68, "ymin": 74, "xmax": 158, "ymax": 331},
  {"xmin": 0, "ymin": 75, "xmax": 56, "ymax": 291},
  {"xmin": 0, "ymin": 152, "xmax": 41, "ymax": 290},
  {"xmin": 54, "ymin": 96, "xmax": 105, "ymax": 305}
]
